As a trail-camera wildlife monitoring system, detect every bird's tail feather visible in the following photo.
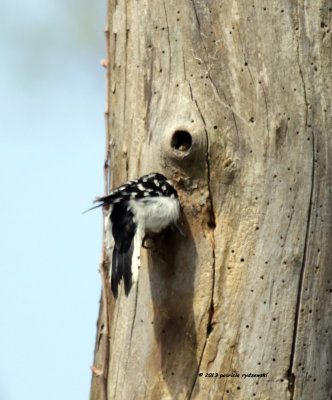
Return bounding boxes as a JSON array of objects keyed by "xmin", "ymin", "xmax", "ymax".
[
  {"xmin": 122, "ymin": 241, "xmax": 134, "ymax": 296},
  {"xmin": 111, "ymin": 247, "xmax": 120, "ymax": 298},
  {"xmin": 131, "ymin": 227, "xmax": 143, "ymax": 285},
  {"xmin": 111, "ymin": 239, "xmax": 136, "ymax": 298}
]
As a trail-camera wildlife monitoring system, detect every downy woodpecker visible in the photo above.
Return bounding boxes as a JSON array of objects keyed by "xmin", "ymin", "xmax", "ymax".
[{"xmin": 89, "ymin": 173, "xmax": 182, "ymax": 298}]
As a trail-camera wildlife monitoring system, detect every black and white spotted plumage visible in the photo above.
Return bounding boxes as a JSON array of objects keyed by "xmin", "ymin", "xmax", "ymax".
[{"xmin": 92, "ymin": 173, "xmax": 181, "ymax": 298}]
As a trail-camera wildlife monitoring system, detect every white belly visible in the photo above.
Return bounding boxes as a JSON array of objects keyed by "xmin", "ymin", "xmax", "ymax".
[{"xmin": 129, "ymin": 196, "xmax": 180, "ymax": 233}]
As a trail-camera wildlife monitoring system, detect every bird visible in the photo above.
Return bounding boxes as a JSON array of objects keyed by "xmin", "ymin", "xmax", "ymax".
[{"xmin": 87, "ymin": 173, "xmax": 183, "ymax": 298}]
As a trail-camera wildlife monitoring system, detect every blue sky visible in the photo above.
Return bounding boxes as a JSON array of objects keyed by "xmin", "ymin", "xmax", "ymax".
[{"xmin": 0, "ymin": 1, "xmax": 106, "ymax": 399}]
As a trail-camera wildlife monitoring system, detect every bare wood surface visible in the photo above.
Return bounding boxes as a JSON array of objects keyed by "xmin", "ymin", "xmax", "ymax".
[{"xmin": 90, "ymin": 1, "xmax": 332, "ymax": 399}]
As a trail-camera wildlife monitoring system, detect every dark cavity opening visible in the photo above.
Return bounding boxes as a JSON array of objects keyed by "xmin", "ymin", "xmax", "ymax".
[{"xmin": 171, "ymin": 130, "xmax": 192, "ymax": 152}]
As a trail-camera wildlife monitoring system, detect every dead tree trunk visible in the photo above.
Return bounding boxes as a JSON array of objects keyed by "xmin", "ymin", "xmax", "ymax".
[{"xmin": 90, "ymin": 1, "xmax": 331, "ymax": 399}]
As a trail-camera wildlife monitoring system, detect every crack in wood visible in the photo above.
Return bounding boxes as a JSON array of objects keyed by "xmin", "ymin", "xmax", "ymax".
[
  {"xmin": 206, "ymin": 73, "xmax": 241, "ymax": 142},
  {"xmin": 282, "ymin": 185, "xmax": 297, "ymax": 247},
  {"xmin": 186, "ymin": 79, "xmax": 217, "ymax": 400},
  {"xmin": 190, "ymin": 0, "xmax": 201, "ymax": 30},
  {"xmin": 260, "ymin": 82, "xmax": 270, "ymax": 158},
  {"xmin": 125, "ymin": 284, "xmax": 139, "ymax": 376},
  {"xmin": 112, "ymin": 298, "xmax": 123, "ymax": 398},
  {"xmin": 162, "ymin": 0, "xmax": 172, "ymax": 77},
  {"xmin": 129, "ymin": 285, "xmax": 139, "ymax": 345},
  {"xmin": 191, "ymin": 0, "xmax": 243, "ymax": 149},
  {"xmin": 287, "ymin": 131, "xmax": 315, "ymax": 398},
  {"xmin": 236, "ymin": 24, "xmax": 255, "ymax": 87},
  {"xmin": 287, "ymin": 10, "xmax": 314, "ymax": 397},
  {"xmin": 221, "ymin": 341, "xmax": 237, "ymax": 400},
  {"xmin": 295, "ymin": 6, "xmax": 309, "ymax": 127}
]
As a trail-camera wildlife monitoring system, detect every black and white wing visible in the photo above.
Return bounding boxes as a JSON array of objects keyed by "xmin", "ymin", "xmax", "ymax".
[
  {"xmin": 93, "ymin": 173, "xmax": 178, "ymax": 206},
  {"xmin": 104, "ymin": 202, "xmax": 143, "ymax": 298},
  {"xmin": 93, "ymin": 173, "xmax": 180, "ymax": 298}
]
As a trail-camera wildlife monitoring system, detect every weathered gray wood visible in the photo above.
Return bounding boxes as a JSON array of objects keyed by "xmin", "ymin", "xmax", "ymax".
[{"xmin": 90, "ymin": 1, "xmax": 332, "ymax": 399}]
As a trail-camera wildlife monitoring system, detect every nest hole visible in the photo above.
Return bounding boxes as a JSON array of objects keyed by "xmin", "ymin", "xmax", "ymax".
[{"xmin": 171, "ymin": 130, "xmax": 192, "ymax": 152}]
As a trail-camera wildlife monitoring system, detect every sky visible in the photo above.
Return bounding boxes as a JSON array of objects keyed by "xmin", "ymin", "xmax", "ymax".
[{"xmin": 0, "ymin": 1, "xmax": 107, "ymax": 399}]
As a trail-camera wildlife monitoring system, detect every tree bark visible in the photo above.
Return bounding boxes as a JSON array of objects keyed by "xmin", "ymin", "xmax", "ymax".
[{"xmin": 90, "ymin": 1, "xmax": 331, "ymax": 399}]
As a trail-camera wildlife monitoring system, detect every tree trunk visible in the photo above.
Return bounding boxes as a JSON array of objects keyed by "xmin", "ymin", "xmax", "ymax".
[{"xmin": 90, "ymin": 1, "xmax": 331, "ymax": 399}]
